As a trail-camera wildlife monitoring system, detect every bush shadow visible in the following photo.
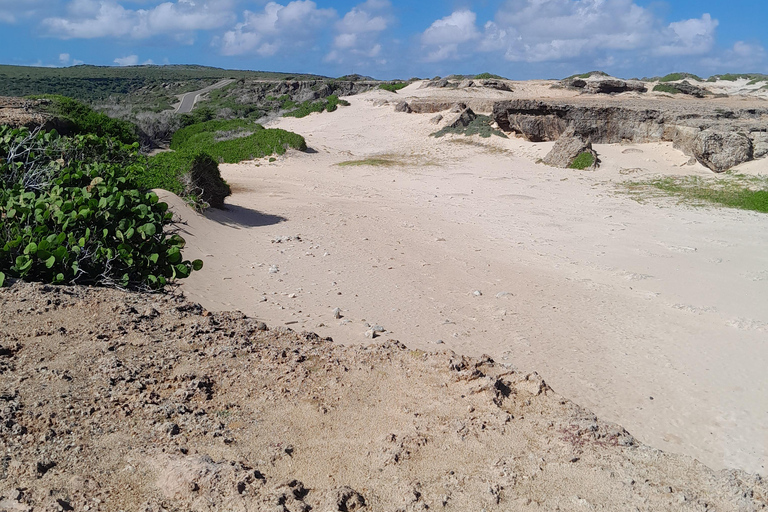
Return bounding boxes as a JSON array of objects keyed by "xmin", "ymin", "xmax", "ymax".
[{"xmin": 204, "ymin": 203, "xmax": 287, "ymax": 228}]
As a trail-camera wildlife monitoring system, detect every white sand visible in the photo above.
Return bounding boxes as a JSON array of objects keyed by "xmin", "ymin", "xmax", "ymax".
[{"xmin": 168, "ymin": 86, "xmax": 768, "ymax": 476}]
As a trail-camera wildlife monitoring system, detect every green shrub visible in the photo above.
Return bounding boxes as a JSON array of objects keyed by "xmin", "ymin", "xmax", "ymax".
[
  {"xmin": 659, "ymin": 72, "xmax": 702, "ymax": 82},
  {"xmin": 182, "ymin": 153, "xmax": 231, "ymax": 209},
  {"xmin": 379, "ymin": 83, "xmax": 408, "ymax": 93},
  {"xmin": 474, "ymin": 73, "xmax": 506, "ymax": 80},
  {"xmin": 31, "ymin": 95, "xmax": 139, "ymax": 144},
  {"xmin": 145, "ymin": 120, "xmax": 307, "ymax": 200},
  {"xmin": 653, "ymin": 84, "xmax": 682, "ymax": 94},
  {"xmin": 0, "ymin": 126, "xmax": 201, "ymax": 290},
  {"xmin": 283, "ymin": 95, "xmax": 349, "ymax": 118},
  {"xmin": 569, "ymin": 152, "xmax": 595, "ymax": 170}
]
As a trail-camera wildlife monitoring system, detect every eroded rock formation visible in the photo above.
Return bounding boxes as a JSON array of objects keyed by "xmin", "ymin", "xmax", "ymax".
[{"xmin": 492, "ymin": 99, "xmax": 768, "ymax": 172}]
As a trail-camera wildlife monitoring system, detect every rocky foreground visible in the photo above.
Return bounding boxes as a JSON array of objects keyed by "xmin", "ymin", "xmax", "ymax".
[{"xmin": 0, "ymin": 282, "xmax": 766, "ymax": 511}]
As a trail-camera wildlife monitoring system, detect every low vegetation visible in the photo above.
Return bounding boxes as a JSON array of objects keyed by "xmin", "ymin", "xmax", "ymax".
[
  {"xmin": 658, "ymin": 72, "xmax": 703, "ymax": 82},
  {"xmin": 707, "ymin": 73, "xmax": 768, "ymax": 83},
  {"xmin": 142, "ymin": 119, "xmax": 306, "ymax": 201},
  {"xmin": 652, "ymin": 84, "xmax": 682, "ymax": 94},
  {"xmin": 283, "ymin": 95, "xmax": 350, "ymax": 118},
  {"xmin": 566, "ymin": 71, "xmax": 609, "ymax": 80},
  {"xmin": 338, "ymin": 158, "xmax": 401, "ymax": 167},
  {"xmin": 33, "ymin": 95, "xmax": 139, "ymax": 144},
  {"xmin": 0, "ymin": 126, "xmax": 202, "ymax": 290},
  {"xmin": 474, "ymin": 73, "xmax": 507, "ymax": 80},
  {"xmin": 379, "ymin": 83, "xmax": 408, "ymax": 93},
  {"xmin": 626, "ymin": 174, "xmax": 768, "ymax": 214},
  {"xmin": 432, "ymin": 115, "xmax": 508, "ymax": 139},
  {"xmin": 0, "ymin": 64, "xmax": 325, "ymax": 105},
  {"xmin": 569, "ymin": 152, "xmax": 596, "ymax": 170}
]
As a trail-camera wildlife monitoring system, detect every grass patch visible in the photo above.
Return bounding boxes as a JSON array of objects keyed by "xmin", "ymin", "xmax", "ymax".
[
  {"xmin": 652, "ymin": 84, "xmax": 682, "ymax": 94},
  {"xmin": 379, "ymin": 83, "xmax": 408, "ymax": 93},
  {"xmin": 431, "ymin": 115, "xmax": 508, "ymax": 139},
  {"xmin": 283, "ymin": 95, "xmax": 350, "ymax": 118},
  {"xmin": 659, "ymin": 72, "xmax": 703, "ymax": 82},
  {"xmin": 569, "ymin": 152, "xmax": 595, "ymax": 170},
  {"xmin": 625, "ymin": 174, "xmax": 768, "ymax": 213},
  {"xmin": 338, "ymin": 158, "xmax": 401, "ymax": 167}
]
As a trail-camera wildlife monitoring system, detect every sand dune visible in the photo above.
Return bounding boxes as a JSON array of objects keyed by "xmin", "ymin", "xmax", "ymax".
[{"xmin": 173, "ymin": 84, "xmax": 768, "ymax": 476}]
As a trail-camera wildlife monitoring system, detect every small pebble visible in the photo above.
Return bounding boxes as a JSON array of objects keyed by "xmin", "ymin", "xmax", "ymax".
[
  {"xmin": 473, "ymin": 290, "xmax": 483, "ymax": 296},
  {"xmin": 332, "ymin": 307, "xmax": 342, "ymax": 319}
]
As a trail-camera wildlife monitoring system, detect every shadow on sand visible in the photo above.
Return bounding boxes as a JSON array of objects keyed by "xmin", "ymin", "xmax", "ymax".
[{"xmin": 204, "ymin": 203, "xmax": 287, "ymax": 228}]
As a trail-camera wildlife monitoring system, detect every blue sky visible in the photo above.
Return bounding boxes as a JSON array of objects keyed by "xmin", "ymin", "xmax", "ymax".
[{"xmin": 0, "ymin": 0, "xmax": 765, "ymax": 79}]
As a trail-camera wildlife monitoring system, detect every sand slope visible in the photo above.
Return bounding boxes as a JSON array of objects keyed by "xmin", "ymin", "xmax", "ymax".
[{"xmin": 174, "ymin": 86, "xmax": 768, "ymax": 475}]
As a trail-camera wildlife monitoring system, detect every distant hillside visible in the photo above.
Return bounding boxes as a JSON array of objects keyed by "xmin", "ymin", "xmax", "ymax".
[{"xmin": 0, "ymin": 64, "xmax": 329, "ymax": 105}]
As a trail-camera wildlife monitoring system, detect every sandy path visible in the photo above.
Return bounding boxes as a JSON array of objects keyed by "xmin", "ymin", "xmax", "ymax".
[{"xmin": 173, "ymin": 89, "xmax": 768, "ymax": 476}]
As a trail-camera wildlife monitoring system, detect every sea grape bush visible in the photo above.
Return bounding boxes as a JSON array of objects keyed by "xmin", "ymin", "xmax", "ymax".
[{"xmin": 0, "ymin": 125, "xmax": 202, "ymax": 290}]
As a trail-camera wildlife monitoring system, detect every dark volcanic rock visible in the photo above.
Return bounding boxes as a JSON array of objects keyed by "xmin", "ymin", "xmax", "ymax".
[{"xmin": 492, "ymin": 99, "xmax": 768, "ymax": 172}]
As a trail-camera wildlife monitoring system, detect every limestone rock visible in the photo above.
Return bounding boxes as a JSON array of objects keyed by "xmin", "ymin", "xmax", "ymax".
[
  {"xmin": 543, "ymin": 128, "xmax": 599, "ymax": 170},
  {"xmin": 566, "ymin": 78, "xmax": 647, "ymax": 94},
  {"xmin": 492, "ymin": 99, "xmax": 767, "ymax": 172},
  {"xmin": 671, "ymin": 80, "xmax": 710, "ymax": 98},
  {"xmin": 446, "ymin": 107, "xmax": 477, "ymax": 129},
  {"xmin": 750, "ymin": 132, "xmax": 768, "ymax": 159},
  {"xmin": 693, "ymin": 130, "xmax": 753, "ymax": 173},
  {"xmin": 394, "ymin": 101, "xmax": 412, "ymax": 113},
  {"xmin": 480, "ymin": 79, "xmax": 513, "ymax": 92}
]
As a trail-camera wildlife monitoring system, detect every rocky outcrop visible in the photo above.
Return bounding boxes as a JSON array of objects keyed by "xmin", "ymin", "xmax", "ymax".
[
  {"xmin": 394, "ymin": 101, "xmax": 412, "ymax": 113},
  {"xmin": 492, "ymin": 99, "xmax": 768, "ymax": 172},
  {"xmin": 446, "ymin": 106, "xmax": 477, "ymax": 128},
  {"xmin": 693, "ymin": 130, "xmax": 753, "ymax": 172},
  {"xmin": 670, "ymin": 80, "xmax": 710, "ymax": 98},
  {"xmin": 565, "ymin": 78, "xmax": 647, "ymax": 94},
  {"xmin": 543, "ymin": 128, "xmax": 599, "ymax": 169}
]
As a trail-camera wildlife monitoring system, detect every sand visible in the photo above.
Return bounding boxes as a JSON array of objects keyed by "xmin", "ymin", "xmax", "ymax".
[{"xmin": 171, "ymin": 83, "xmax": 768, "ymax": 476}]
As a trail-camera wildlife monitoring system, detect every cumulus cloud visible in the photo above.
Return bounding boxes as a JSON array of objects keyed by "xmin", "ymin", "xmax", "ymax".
[
  {"xmin": 42, "ymin": 0, "xmax": 235, "ymax": 40},
  {"xmin": 325, "ymin": 0, "xmax": 392, "ymax": 64},
  {"xmin": 114, "ymin": 54, "xmax": 139, "ymax": 66},
  {"xmin": 420, "ymin": 0, "xmax": 721, "ymax": 65},
  {"xmin": 420, "ymin": 10, "xmax": 479, "ymax": 61},
  {"xmin": 219, "ymin": 1, "xmax": 335, "ymax": 56}
]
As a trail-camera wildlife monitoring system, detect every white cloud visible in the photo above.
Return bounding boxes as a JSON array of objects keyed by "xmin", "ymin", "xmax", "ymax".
[
  {"xmin": 422, "ymin": 10, "xmax": 479, "ymax": 46},
  {"xmin": 325, "ymin": 0, "xmax": 392, "ymax": 64},
  {"xmin": 419, "ymin": 10, "xmax": 480, "ymax": 62},
  {"xmin": 420, "ymin": 0, "xmax": 721, "ymax": 65},
  {"xmin": 114, "ymin": 54, "xmax": 139, "ymax": 66},
  {"xmin": 42, "ymin": 0, "xmax": 235, "ymax": 40},
  {"xmin": 59, "ymin": 53, "xmax": 71, "ymax": 65},
  {"xmin": 219, "ymin": 1, "xmax": 335, "ymax": 56}
]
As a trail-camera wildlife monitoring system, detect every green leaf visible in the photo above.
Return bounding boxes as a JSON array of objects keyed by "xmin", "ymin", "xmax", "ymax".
[
  {"xmin": 44, "ymin": 255, "xmax": 56, "ymax": 269},
  {"xmin": 0, "ymin": 272, "xmax": 5, "ymax": 287},
  {"xmin": 192, "ymin": 259, "xmax": 204, "ymax": 271},
  {"xmin": 174, "ymin": 264, "xmax": 191, "ymax": 279},
  {"xmin": 24, "ymin": 242, "xmax": 38, "ymax": 255}
]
